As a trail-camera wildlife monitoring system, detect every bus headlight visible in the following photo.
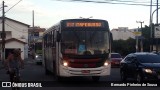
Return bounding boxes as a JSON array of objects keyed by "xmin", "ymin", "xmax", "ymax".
[
  {"xmin": 63, "ymin": 61, "xmax": 68, "ymax": 67},
  {"xmin": 104, "ymin": 61, "xmax": 110, "ymax": 66},
  {"xmin": 36, "ymin": 55, "xmax": 38, "ymax": 58}
]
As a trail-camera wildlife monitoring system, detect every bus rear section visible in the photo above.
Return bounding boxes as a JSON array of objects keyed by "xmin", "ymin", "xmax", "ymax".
[{"xmin": 43, "ymin": 19, "xmax": 111, "ymax": 81}]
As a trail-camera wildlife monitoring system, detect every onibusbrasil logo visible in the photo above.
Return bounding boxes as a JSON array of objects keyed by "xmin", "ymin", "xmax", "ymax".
[{"xmin": 1, "ymin": 82, "xmax": 42, "ymax": 87}]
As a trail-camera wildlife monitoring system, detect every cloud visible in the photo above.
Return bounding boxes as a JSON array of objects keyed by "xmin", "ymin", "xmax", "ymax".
[
  {"xmin": 2, "ymin": 0, "xmax": 150, "ymax": 29},
  {"xmin": 3, "ymin": 0, "xmax": 49, "ymax": 16}
]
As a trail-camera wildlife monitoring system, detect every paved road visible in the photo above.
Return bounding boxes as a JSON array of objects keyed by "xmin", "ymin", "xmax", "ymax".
[{"xmin": 0, "ymin": 58, "xmax": 160, "ymax": 90}]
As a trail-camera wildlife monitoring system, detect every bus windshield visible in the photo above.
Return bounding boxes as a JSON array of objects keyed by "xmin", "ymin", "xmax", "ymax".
[
  {"xmin": 61, "ymin": 29, "xmax": 109, "ymax": 55},
  {"xmin": 35, "ymin": 42, "xmax": 42, "ymax": 54}
]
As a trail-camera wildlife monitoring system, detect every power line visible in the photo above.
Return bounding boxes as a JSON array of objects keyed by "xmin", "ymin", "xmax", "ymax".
[
  {"xmin": 4, "ymin": 22, "xmax": 28, "ymax": 33},
  {"xmin": 102, "ymin": 0, "xmax": 150, "ymax": 4},
  {"xmin": 5, "ymin": 0, "xmax": 22, "ymax": 13},
  {"xmin": 54, "ymin": 0, "xmax": 160, "ymax": 6},
  {"xmin": 83, "ymin": 0, "xmax": 157, "ymax": 4}
]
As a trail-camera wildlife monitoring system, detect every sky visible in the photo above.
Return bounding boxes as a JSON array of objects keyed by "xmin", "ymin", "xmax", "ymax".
[{"xmin": 0, "ymin": 0, "xmax": 159, "ymax": 30}]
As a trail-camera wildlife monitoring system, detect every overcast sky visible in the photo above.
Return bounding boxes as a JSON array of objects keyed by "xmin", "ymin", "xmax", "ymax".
[{"xmin": 0, "ymin": 0, "xmax": 159, "ymax": 29}]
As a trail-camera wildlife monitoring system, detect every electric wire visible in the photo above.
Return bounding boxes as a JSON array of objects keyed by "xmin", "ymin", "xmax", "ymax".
[
  {"xmin": 53, "ymin": 0, "xmax": 159, "ymax": 6},
  {"xmin": 4, "ymin": 22, "xmax": 28, "ymax": 33}
]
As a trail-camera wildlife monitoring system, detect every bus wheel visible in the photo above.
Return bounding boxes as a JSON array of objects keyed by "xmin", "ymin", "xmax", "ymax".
[
  {"xmin": 92, "ymin": 76, "xmax": 100, "ymax": 82},
  {"xmin": 55, "ymin": 76, "xmax": 64, "ymax": 82}
]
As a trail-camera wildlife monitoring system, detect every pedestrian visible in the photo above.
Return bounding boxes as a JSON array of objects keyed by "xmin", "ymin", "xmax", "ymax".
[{"xmin": 5, "ymin": 49, "xmax": 24, "ymax": 82}]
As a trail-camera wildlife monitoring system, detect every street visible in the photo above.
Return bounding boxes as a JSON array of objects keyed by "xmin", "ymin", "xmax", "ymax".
[{"xmin": 0, "ymin": 58, "xmax": 160, "ymax": 90}]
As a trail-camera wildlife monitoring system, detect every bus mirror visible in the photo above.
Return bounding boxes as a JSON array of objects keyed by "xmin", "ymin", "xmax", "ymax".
[{"xmin": 56, "ymin": 32, "xmax": 61, "ymax": 42}]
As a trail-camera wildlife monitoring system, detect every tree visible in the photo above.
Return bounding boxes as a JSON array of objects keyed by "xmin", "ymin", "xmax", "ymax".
[
  {"xmin": 112, "ymin": 25, "xmax": 154, "ymax": 56},
  {"xmin": 142, "ymin": 25, "xmax": 152, "ymax": 52},
  {"xmin": 112, "ymin": 38, "xmax": 136, "ymax": 56}
]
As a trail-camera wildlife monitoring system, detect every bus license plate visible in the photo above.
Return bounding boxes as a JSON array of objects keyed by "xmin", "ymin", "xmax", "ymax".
[{"xmin": 81, "ymin": 70, "xmax": 90, "ymax": 74}]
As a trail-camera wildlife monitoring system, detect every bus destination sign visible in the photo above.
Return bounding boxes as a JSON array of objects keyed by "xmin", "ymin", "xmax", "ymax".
[{"xmin": 66, "ymin": 22, "xmax": 103, "ymax": 27}]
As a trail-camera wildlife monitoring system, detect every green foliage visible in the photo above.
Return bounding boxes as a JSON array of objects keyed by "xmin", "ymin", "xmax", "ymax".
[
  {"xmin": 142, "ymin": 25, "xmax": 151, "ymax": 52},
  {"xmin": 112, "ymin": 38, "xmax": 136, "ymax": 56},
  {"xmin": 36, "ymin": 50, "xmax": 42, "ymax": 54},
  {"xmin": 112, "ymin": 25, "xmax": 151, "ymax": 56},
  {"xmin": 142, "ymin": 25, "xmax": 150, "ymax": 39}
]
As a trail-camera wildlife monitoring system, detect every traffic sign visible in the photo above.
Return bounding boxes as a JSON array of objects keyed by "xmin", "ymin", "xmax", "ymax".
[
  {"xmin": 133, "ymin": 31, "xmax": 141, "ymax": 36},
  {"xmin": 154, "ymin": 26, "xmax": 160, "ymax": 38}
]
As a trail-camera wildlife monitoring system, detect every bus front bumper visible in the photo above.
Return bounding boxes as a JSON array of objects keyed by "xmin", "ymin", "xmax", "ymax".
[{"xmin": 59, "ymin": 65, "xmax": 111, "ymax": 77}]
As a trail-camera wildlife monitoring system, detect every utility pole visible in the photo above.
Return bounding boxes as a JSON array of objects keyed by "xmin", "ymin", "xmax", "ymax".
[
  {"xmin": 156, "ymin": 0, "xmax": 159, "ymax": 52},
  {"xmin": 136, "ymin": 21, "xmax": 144, "ymax": 52},
  {"xmin": 135, "ymin": 27, "xmax": 140, "ymax": 52},
  {"xmin": 150, "ymin": 0, "xmax": 153, "ymax": 52},
  {"xmin": 156, "ymin": 0, "xmax": 158, "ymax": 24},
  {"xmin": 32, "ymin": 10, "xmax": 35, "ymax": 58},
  {"xmin": 1, "ymin": 0, "xmax": 22, "ymax": 63},
  {"xmin": 32, "ymin": 10, "xmax": 35, "ymax": 48},
  {"xmin": 1, "ymin": 1, "xmax": 6, "ymax": 64}
]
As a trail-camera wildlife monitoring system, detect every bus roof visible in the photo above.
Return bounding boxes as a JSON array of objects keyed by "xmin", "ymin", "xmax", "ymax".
[
  {"xmin": 43, "ymin": 19, "xmax": 109, "ymax": 35},
  {"xmin": 61, "ymin": 19, "xmax": 108, "ymax": 22},
  {"xmin": 61, "ymin": 19, "xmax": 109, "ymax": 29}
]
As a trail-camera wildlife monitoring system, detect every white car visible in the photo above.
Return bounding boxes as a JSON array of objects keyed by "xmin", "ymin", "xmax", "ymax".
[{"xmin": 35, "ymin": 54, "xmax": 42, "ymax": 65}]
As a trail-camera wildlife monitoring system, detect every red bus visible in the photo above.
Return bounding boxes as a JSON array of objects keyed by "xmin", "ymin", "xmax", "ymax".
[{"xmin": 42, "ymin": 19, "xmax": 111, "ymax": 81}]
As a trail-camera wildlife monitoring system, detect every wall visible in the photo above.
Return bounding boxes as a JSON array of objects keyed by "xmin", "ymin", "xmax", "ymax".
[
  {"xmin": 0, "ymin": 18, "xmax": 29, "ymax": 59},
  {"xmin": 5, "ymin": 19, "xmax": 28, "ymax": 41},
  {"xmin": 111, "ymin": 27, "xmax": 135, "ymax": 40},
  {"xmin": 5, "ymin": 41, "xmax": 25, "ymax": 60}
]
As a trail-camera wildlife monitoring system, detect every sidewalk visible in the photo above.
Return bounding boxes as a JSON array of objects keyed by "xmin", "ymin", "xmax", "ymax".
[{"xmin": 0, "ymin": 60, "xmax": 5, "ymax": 70}]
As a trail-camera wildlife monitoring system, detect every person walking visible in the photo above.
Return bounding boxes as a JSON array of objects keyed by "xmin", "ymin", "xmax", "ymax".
[{"xmin": 5, "ymin": 49, "xmax": 24, "ymax": 82}]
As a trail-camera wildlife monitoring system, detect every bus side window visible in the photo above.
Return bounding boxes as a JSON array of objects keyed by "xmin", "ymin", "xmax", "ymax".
[
  {"xmin": 56, "ymin": 31, "xmax": 61, "ymax": 42},
  {"xmin": 50, "ymin": 32, "xmax": 52, "ymax": 47},
  {"xmin": 47, "ymin": 34, "xmax": 49, "ymax": 48},
  {"xmin": 49, "ymin": 32, "xmax": 52, "ymax": 47},
  {"xmin": 54, "ymin": 30, "xmax": 56, "ymax": 47},
  {"xmin": 52, "ymin": 31, "xmax": 55, "ymax": 47},
  {"xmin": 44, "ymin": 35, "xmax": 47, "ymax": 48}
]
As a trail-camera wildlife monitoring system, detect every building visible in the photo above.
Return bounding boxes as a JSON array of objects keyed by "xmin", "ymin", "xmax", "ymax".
[
  {"xmin": 0, "ymin": 17, "xmax": 29, "ymax": 60},
  {"xmin": 111, "ymin": 27, "xmax": 139, "ymax": 40},
  {"xmin": 28, "ymin": 26, "xmax": 45, "ymax": 46},
  {"xmin": 28, "ymin": 26, "xmax": 45, "ymax": 58}
]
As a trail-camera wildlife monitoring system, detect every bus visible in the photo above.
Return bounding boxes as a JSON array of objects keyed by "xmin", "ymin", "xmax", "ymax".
[
  {"xmin": 34, "ymin": 37, "xmax": 43, "ymax": 64},
  {"xmin": 29, "ymin": 38, "xmax": 42, "ymax": 59},
  {"xmin": 42, "ymin": 19, "xmax": 112, "ymax": 81}
]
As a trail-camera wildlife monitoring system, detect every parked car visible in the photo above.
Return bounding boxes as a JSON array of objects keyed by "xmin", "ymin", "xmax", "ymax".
[
  {"xmin": 35, "ymin": 53, "xmax": 42, "ymax": 65},
  {"xmin": 151, "ymin": 51, "xmax": 160, "ymax": 55},
  {"xmin": 120, "ymin": 52, "xmax": 160, "ymax": 82},
  {"xmin": 110, "ymin": 53, "xmax": 123, "ymax": 67}
]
